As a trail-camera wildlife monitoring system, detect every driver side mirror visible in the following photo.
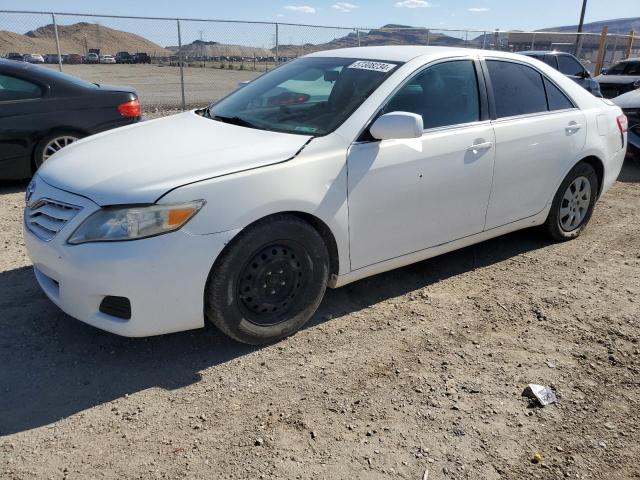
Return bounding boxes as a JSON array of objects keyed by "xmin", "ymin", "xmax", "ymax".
[{"xmin": 369, "ymin": 112, "xmax": 424, "ymax": 140}]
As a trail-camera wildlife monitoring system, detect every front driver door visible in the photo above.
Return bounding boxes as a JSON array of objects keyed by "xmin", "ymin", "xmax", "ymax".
[{"xmin": 347, "ymin": 59, "xmax": 495, "ymax": 270}]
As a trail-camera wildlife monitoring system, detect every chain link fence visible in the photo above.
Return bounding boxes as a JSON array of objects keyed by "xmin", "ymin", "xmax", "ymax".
[{"xmin": 1, "ymin": 10, "xmax": 639, "ymax": 111}]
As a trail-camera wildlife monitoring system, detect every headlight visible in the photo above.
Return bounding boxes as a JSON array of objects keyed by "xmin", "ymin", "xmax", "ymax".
[{"xmin": 68, "ymin": 200, "xmax": 205, "ymax": 244}]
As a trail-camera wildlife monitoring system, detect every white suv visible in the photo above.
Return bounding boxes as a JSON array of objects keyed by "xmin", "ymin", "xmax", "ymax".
[{"xmin": 24, "ymin": 47, "xmax": 627, "ymax": 344}]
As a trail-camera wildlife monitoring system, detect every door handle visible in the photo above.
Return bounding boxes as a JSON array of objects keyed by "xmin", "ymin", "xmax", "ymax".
[
  {"xmin": 467, "ymin": 141, "xmax": 493, "ymax": 153},
  {"xmin": 566, "ymin": 123, "xmax": 582, "ymax": 134}
]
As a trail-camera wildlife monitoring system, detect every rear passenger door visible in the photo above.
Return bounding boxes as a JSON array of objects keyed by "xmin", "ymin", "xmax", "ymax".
[{"xmin": 483, "ymin": 59, "xmax": 586, "ymax": 229}]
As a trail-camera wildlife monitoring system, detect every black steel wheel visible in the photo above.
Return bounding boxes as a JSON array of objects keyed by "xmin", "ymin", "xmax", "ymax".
[
  {"xmin": 237, "ymin": 241, "xmax": 310, "ymax": 326},
  {"xmin": 205, "ymin": 214, "xmax": 329, "ymax": 345}
]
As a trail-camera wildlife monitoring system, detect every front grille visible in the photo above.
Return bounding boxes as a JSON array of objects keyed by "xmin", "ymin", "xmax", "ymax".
[
  {"xmin": 26, "ymin": 198, "xmax": 82, "ymax": 241},
  {"xmin": 99, "ymin": 296, "xmax": 132, "ymax": 320}
]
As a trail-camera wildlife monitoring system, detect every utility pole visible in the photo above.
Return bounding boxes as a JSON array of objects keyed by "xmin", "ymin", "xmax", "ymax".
[{"xmin": 574, "ymin": 0, "xmax": 588, "ymax": 57}]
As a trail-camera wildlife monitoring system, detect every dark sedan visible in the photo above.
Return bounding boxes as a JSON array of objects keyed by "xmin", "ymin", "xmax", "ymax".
[
  {"xmin": 595, "ymin": 58, "xmax": 640, "ymax": 99},
  {"xmin": 0, "ymin": 59, "xmax": 141, "ymax": 180},
  {"xmin": 517, "ymin": 51, "xmax": 602, "ymax": 97}
]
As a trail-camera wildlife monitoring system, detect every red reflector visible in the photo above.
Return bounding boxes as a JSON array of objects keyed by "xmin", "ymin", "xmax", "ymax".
[
  {"xmin": 117, "ymin": 99, "xmax": 141, "ymax": 117},
  {"xmin": 616, "ymin": 114, "xmax": 628, "ymax": 133}
]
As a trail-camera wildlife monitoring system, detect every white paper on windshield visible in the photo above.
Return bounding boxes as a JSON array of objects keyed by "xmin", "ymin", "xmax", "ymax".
[{"xmin": 348, "ymin": 61, "xmax": 397, "ymax": 73}]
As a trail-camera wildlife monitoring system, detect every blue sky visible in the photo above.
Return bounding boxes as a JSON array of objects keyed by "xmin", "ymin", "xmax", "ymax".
[
  {"xmin": 0, "ymin": 1, "xmax": 637, "ymax": 47},
  {"xmin": 0, "ymin": 0, "xmax": 637, "ymax": 30}
]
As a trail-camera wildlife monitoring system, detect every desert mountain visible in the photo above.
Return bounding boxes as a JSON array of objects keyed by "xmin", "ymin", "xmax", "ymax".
[
  {"xmin": 277, "ymin": 24, "xmax": 466, "ymax": 57},
  {"xmin": 542, "ymin": 17, "xmax": 640, "ymax": 34},
  {"xmin": 167, "ymin": 39, "xmax": 272, "ymax": 58},
  {"xmin": 0, "ymin": 22, "xmax": 171, "ymax": 55}
]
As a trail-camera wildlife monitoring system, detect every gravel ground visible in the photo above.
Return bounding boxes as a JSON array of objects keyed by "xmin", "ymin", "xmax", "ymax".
[
  {"xmin": 0, "ymin": 141, "xmax": 639, "ymax": 479},
  {"xmin": 44, "ymin": 64, "xmax": 262, "ymax": 108}
]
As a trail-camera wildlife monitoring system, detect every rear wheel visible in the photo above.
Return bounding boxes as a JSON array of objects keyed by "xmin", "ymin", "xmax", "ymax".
[
  {"xmin": 543, "ymin": 162, "xmax": 598, "ymax": 241},
  {"xmin": 205, "ymin": 214, "xmax": 329, "ymax": 345},
  {"xmin": 33, "ymin": 132, "xmax": 83, "ymax": 170}
]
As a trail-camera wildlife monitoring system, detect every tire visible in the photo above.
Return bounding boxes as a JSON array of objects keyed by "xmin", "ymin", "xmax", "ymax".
[
  {"xmin": 543, "ymin": 162, "xmax": 599, "ymax": 241},
  {"xmin": 33, "ymin": 131, "xmax": 83, "ymax": 170},
  {"xmin": 205, "ymin": 214, "xmax": 329, "ymax": 345}
]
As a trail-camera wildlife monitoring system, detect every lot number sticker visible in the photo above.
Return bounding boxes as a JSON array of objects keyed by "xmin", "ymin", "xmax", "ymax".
[{"xmin": 348, "ymin": 61, "xmax": 397, "ymax": 73}]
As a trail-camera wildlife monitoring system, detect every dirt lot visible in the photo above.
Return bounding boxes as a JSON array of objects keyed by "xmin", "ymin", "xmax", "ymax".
[
  {"xmin": 44, "ymin": 64, "xmax": 262, "ymax": 108},
  {"xmin": 0, "ymin": 151, "xmax": 639, "ymax": 479}
]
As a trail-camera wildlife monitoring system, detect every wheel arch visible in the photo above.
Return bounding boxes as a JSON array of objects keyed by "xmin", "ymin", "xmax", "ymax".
[
  {"xmin": 210, "ymin": 211, "xmax": 341, "ymax": 281},
  {"xmin": 31, "ymin": 127, "xmax": 90, "ymax": 171},
  {"xmin": 579, "ymin": 155, "xmax": 605, "ymax": 198}
]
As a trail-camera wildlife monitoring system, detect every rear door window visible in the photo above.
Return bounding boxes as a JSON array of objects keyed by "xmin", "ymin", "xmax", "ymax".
[
  {"xmin": 486, "ymin": 60, "xmax": 547, "ymax": 118},
  {"xmin": 0, "ymin": 74, "xmax": 43, "ymax": 101}
]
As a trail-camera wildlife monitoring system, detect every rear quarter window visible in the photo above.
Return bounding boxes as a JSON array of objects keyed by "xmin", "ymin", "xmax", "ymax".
[{"xmin": 0, "ymin": 74, "xmax": 43, "ymax": 101}]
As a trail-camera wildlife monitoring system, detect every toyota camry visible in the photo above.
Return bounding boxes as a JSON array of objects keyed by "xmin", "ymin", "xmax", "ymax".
[{"xmin": 24, "ymin": 46, "xmax": 627, "ymax": 344}]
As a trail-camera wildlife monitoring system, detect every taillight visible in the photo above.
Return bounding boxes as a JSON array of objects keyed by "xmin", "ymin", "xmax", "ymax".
[
  {"xmin": 616, "ymin": 114, "xmax": 628, "ymax": 134},
  {"xmin": 117, "ymin": 98, "xmax": 141, "ymax": 117}
]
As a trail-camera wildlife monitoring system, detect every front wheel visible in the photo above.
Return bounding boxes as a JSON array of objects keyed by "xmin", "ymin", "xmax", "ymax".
[
  {"xmin": 205, "ymin": 214, "xmax": 329, "ymax": 345},
  {"xmin": 543, "ymin": 162, "xmax": 598, "ymax": 241}
]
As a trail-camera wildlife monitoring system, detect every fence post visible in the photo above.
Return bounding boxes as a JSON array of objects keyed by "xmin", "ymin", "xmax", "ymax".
[
  {"xmin": 52, "ymin": 13, "xmax": 63, "ymax": 72},
  {"xmin": 425, "ymin": 29, "xmax": 430, "ymax": 46},
  {"xmin": 531, "ymin": 31, "xmax": 536, "ymax": 50},
  {"xmin": 594, "ymin": 26, "xmax": 608, "ymax": 76},
  {"xmin": 482, "ymin": 31, "xmax": 487, "ymax": 49},
  {"xmin": 493, "ymin": 29, "xmax": 500, "ymax": 50},
  {"xmin": 625, "ymin": 30, "xmax": 634, "ymax": 59},
  {"xmin": 356, "ymin": 29, "xmax": 360, "ymax": 47},
  {"xmin": 176, "ymin": 19, "xmax": 186, "ymax": 111},
  {"xmin": 275, "ymin": 23, "xmax": 279, "ymax": 65}
]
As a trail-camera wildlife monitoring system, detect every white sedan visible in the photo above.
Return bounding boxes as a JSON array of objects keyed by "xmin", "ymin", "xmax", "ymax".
[
  {"xmin": 24, "ymin": 46, "xmax": 627, "ymax": 344},
  {"xmin": 99, "ymin": 55, "xmax": 116, "ymax": 64}
]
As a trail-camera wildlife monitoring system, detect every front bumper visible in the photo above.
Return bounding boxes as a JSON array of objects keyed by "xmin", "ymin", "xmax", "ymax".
[{"xmin": 24, "ymin": 179, "xmax": 239, "ymax": 337}]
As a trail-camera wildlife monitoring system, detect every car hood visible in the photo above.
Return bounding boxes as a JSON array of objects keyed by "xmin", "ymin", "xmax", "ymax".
[
  {"xmin": 612, "ymin": 88, "xmax": 640, "ymax": 108},
  {"xmin": 38, "ymin": 111, "xmax": 312, "ymax": 206},
  {"xmin": 595, "ymin": 74, "xmax": 640, "ymax": 84}
]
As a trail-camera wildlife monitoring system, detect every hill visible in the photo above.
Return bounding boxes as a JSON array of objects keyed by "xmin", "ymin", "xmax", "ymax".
[
  {"xmin": 0, "ymin": 22, "xmax": 171, "ymax": 56},
  {"xmin": 277, "ymin": 24, "xmax": 466, "ymax": 57},
  {"xmin": 542, "ymin": 17, "xmax": 640, "ymax": 34},
  {"xmin": 167, "ymin": 39, "xmax": 272, "ymax": 58}
]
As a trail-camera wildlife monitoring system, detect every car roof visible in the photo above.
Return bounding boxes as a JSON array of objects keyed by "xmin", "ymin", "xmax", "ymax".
[
  {"xmin": 517, "ymin": 50, "xmax": 575, "ymax": 56},
  {"xmin": 306, "ymin": 45, "xmax": 528, "ymax": 63}
]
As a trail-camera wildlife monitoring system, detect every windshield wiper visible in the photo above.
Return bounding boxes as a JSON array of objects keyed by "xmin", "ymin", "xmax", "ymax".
[{"xmin": 211, "ymin": 114, "xmax": 263, "ymax": 130}]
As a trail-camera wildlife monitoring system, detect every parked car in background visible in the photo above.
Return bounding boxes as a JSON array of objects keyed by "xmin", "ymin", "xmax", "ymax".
[
  {"xmin": 6, "ymin": 52, "xmax": 24, "ymax": 62},
  {"xmin": 518, "ymin": 51, "xmax": 602, "ymax": 97},
  {"xmin": 595, "ymin": 58, "xmax": 640, "ymax": 99},
  {"xmin": 23, "ymin": 47, "xmax": 626, "ymax": 344},
  {"xmin": 612, "ymin": 88, "xmax": 640, "ymax": 160},
  {"xmin": 86, "ymin": 52, "xmax": 100, "ymax": 64},
  {"xmin": 132, "ymin": 52, "xmax": 151, "ymax": 64},
  {"xmin": 99, "ymin": 55, "xmax": 116, "ymax": 64},
  {"xmin": 64, "ymin": 54, "xmax": 83, "ymax": 64},
  {"xmin": 0, "ymin": 59, "xmax": 142, "ymax": 179},
  {"xmin": 115, "ymin": 51, "xmax": 133, "ymax": 64},
  {"xmin": 24, "ymin": 54, "xmax": 45, "ymax": 64},
  {"xmin": 44, "ymin": 54, "xmax": 61, "ymax": 64}
]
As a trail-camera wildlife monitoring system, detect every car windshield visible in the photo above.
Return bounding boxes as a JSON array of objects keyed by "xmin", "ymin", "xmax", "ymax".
[
  {"xmin": 206, "ymin": 57, "xmax": 401, "ymax": 136},
  {"xmin": 606, "ymin": 61, "xmax": 640, "ymax": 75}
]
